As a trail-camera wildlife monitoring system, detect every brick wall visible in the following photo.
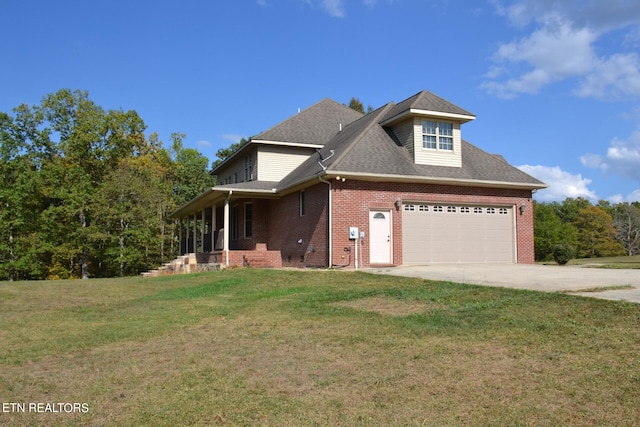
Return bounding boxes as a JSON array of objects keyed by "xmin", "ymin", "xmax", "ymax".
[
  {"xmin": 223, "ymin": 179, "xmax": 535, "ymax": 268},
  {"xmin": 268, "ymin": 183, "xmax": 329, "ymax": 268},
  {"xmin": 330, "ymin": 180, "xmax": 535, "ymax": 267}
]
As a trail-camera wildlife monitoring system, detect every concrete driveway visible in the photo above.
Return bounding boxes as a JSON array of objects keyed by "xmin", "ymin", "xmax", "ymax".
[{"xmin": 364, "ymin": 264, "xmax": 640, "ymax": 304}]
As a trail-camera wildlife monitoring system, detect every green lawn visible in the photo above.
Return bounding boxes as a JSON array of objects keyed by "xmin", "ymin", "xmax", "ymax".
[
  {"xmin": 1, "ymin": 269, "xmax": 639, "ymax": 426},
  {"xmin": 570, "ymin": 254, "xmax": 640, "ymax": 269}
]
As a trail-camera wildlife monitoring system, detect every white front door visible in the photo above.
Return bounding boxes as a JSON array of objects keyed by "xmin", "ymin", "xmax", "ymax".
[{"xmin": 370, "ymin": 210, "xmax": 391, "ymax": 264}]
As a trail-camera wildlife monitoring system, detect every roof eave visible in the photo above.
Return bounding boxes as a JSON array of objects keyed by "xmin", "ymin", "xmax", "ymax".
[
  {"xmin": 380, "ymin": 109, "xmax": 476, "ymax": 127},
  {"xmin": 250, "ymin": 139, "xmax": 324, "ymax": 149},
  {"xmin": 326, "ymin": 171, "xmax": 548, "ymax": 190},
  {"xmin": 168, "ymin": 186, "xmax": 278, "ymax": 218}
]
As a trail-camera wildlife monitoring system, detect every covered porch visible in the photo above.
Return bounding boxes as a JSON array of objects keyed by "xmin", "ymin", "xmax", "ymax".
[{"xmin": 170, "ymin": 185, "xmax": 283, "ymax": 269}]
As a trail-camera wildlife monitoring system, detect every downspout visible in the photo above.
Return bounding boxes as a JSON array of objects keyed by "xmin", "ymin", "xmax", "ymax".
[
  {"xmin": 318, "ymin": 176, "xmax": 332, "ymax": 268},
  {"xmin": 316, "ymin": 149, "xmax": 335, "ymax": 269}
]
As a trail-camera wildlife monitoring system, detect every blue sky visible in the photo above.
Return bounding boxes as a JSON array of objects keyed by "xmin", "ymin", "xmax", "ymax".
[{"xmin": 2, "ymin": 0, "xmax": 640, "ymax": 203}]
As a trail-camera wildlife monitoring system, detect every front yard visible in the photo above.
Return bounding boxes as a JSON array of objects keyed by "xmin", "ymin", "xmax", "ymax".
[{"xmin": 1, "ymin": 269, "xmax": 639, "ymax": 426}]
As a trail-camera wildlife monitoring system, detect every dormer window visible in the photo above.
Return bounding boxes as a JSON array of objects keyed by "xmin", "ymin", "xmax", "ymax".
[{"xmin": 422, "ymin": 120, "xmax": 453, "ymax": 151}]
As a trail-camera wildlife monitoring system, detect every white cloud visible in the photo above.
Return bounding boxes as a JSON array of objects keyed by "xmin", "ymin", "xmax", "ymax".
[
  {"xmin": 581, "ymin": 129, "xmax": 640, "ymax": 180},
  {"xmin": 221, "ymin": 134, "xmax": 246, "ymax": 143},
  {"xmin": 608, "ymin": 189, "xmax": 640, "ymax": 203},
  {"xmin": 197, "ymin": 140, "xmax": 213, "ymax": 148},
  {"xmin": 301, "ymin": 0, "xmax": 394, "ymax": 18},
  {"xmin": 518, "ymin": 164, "xmax": 598, "ymax": 202},
  {"xmin": 484, "ymin": 1, "xmax": 640, "ymax": 99},
  {"xmin": 321, "ymin": 0, "xmax": 345, "ymax": 17},
  {"xmin": 574, "ymin": 53, "xmax": 640, "ymax": 99}
]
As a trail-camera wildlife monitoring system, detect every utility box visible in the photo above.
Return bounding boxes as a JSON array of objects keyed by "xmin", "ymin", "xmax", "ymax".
[{"xmin": 349, "ymin": 227, "xmax": 358, "ymax": 240}]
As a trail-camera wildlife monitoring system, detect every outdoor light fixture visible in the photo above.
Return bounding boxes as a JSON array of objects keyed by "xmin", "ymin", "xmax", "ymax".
[
  {"xmin": 395, "ymin": 200, "xmax": 402, "ymax": 210},
  {"xmin": 519, "ymin": 203, "xmax": 526, "ymax": 215}
]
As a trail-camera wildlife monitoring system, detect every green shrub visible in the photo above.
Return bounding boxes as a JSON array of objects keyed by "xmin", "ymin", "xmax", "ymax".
[{"xmin": 552, "ymin": 244, "xmax": 575, "ymax": 265}]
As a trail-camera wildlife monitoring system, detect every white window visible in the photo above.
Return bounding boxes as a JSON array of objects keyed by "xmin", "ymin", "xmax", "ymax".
[
  {"xmin": 487, "ymin": 207, "xmax": 496, "ymax": 214},
  {"xmin": 499, "ymin": 208, "xmax": 508, "ymax": 215},
  {"xmin": 474, "ymin": 207, "xmax": 483, "ymax": 214},
  {"xmin": 404, "ymin": 204, "xmax": 415, "ymax": 211},
  {"xmin": 244, "ymin": 154, "xmax": 254, "ymax": 181},
  {"xmin": 433, "ymin": 206, "xmax": 443, "ymax": 212},
  {"xmin": 245, "ymin": 203, "xmax": 253, "ymax": 238},
  {"xmin": 447, "ymin": 206, "xmax": 457, "ymax": 213},
  {"xmin": 422, "ymin": 120, "xmax": 454, "ymax": 151},
  {"xmin": 461, "ymin": 206, "xmax": 470, "ymax": 213},
  {"xmin": 419, "ymin": 205, "xmax": 429, "ymax": 211}
]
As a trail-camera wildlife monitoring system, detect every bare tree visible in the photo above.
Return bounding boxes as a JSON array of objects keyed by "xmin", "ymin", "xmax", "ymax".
[{"xmin": 614, "ymin": 203, "xmax": 640, "ymax": 256}]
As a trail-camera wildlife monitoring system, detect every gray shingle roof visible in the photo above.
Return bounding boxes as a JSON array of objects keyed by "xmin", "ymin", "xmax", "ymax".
[
  {"xmin": 277, "ymin": 92, "xmax": 544, "ymax": 190},
  {"xmin": 253, "ymin": 98, "xmax": 363, "ymax": 145},
  {"xmin": 172, "ymin": 90, "xmax": 545, "ymax": 217},
  {"xmin": 381, "ymin": 90, "xmax": 475, "ymax": 123}
]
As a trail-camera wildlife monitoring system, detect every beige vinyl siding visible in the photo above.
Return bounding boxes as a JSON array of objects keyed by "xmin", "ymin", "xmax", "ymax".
[
  {"xmin": 390, "ymin": 118, "xmax": 415, "ymax": 156},
  {"xmin": 413, "ymin": 118, "xmax": 462, "ymax": 167},
  {"xmin": 217, "ymin": 161, "xmax": 245, "ymax": 185},
  {"xmin": 257, "ymin": 145, "xmax": 314, "ymax": 181}
]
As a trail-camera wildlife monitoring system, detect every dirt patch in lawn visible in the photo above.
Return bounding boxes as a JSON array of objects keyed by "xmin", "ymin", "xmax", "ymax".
[{"xmin": 332, "ymin": 296, "xmax": 440, "ymax": 316}]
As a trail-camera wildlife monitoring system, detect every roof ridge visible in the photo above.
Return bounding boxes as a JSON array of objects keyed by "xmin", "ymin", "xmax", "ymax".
[{"xmin": 327, "ymin": 103, "xmax": 396, "ymax": 171}]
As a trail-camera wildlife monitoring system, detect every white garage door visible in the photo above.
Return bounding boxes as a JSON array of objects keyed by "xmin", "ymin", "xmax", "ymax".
[{"xmin": 402, "ymin": 203, "xmax": 515, "ymax": 263}]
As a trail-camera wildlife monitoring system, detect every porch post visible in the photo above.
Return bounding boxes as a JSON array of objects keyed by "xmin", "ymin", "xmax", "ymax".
[
  {"xmin": 201, "ymin": 210, "xmax": 205, "ymax": 252},
  {"xmin": 224, "ymin": 194, "xmax": 230, "ymax": 266},
  {"xmin": 193, "ymin": 213, "xmax": 197, "ymax": 253},
  {"xmin": 211, "ymin": 203, "xmax": 216, "ymax": 252},
  {"xmin": 179, "ymin": 219, "xmax": 183, "ymax": 255},
  {"xmin": 186, "ymin": 216, "xmax": 190, "ymax": 254}
]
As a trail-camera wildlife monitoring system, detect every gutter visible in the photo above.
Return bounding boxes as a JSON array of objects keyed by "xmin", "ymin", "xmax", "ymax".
[{"xmin": 326, "ymin": 171, "xmax": 548, "ymax": 190}]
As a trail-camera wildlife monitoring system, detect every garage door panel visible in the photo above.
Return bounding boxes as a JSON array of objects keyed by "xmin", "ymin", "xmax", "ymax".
[{"xmin": 402, "ymin": 204, "xmax": 514, "ymax": 264}]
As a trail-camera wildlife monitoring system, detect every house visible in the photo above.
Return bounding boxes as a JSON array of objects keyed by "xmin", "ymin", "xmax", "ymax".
[{"xmin": 168, "ymin": 90, "xmax": 546, "ymax": 269}]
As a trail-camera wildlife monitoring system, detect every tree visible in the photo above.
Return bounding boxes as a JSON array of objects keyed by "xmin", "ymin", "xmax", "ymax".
[
  {"xmin": 171, "ymin": 132, "xmax": 215, "ymax": 206},
  {"xmin": 574, "ymin": 205, "xmax": 625, "ymax": 258},
  {"xmin": 552, "ymin": 197, "xmax": 592, "ymax": 224},
  {"xmin": 347, "ymin": 97, "xmax": 372, "ymax": 114},
  {"xmin": 92, "ymin": 158, "xmax": 168, "ymax": 277},
  {"xmin": 212, "ymin": 137, "xmax": 250, "ymax": 168},
  {"xmin": 34, "ymin": 89, "xmax": 148, "ymax": 279},
  {"xmin": 613, "ymin": 203, "xmax": 640, "ymax": 256},
  {"xmin": 533, "ymin": 202, "xmax": 577, "ymax": 261},
  {"xmin": 0, "ymin": 106, "xmax": 50, "ymax": 280}
]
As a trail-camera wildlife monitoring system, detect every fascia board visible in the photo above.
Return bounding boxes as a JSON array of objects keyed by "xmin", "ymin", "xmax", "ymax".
[
  {"xmin": 381, "ymin": 109, "xmax": 476, "ymax": 126},
  {"xmin": 250, "ymin": 139, "xmax": 324, "ymax": 149},
  {"xmin": 169, "ymin": 188, "xmax": 219, "ymax": 218},
  {"xmin": 326, "ymin": 171, "xmax": 548, "ymax": 190}
]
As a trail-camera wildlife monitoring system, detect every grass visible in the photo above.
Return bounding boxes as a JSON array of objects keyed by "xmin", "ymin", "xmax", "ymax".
[
  {"xmin": 1, "ymin": 269, "xmax": 639, "ymax": 426},
  {"xmin": 569, "ymin": 254, "xmax": 640, "ymax": 269}
]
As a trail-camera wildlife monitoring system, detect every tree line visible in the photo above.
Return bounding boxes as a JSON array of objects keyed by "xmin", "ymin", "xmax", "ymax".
[
  {"xmin": 3, "ymin": 90, "xmax": 639, "ymax": 280},
  {"xmin": 534, "ymin": 197, "xmax": 640, "ymax": 261},
  {"xmin": 0, "ymin": 89, "xmax": 213, "ymax": 280}
]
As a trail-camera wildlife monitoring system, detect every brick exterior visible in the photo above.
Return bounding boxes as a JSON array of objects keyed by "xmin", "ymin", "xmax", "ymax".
[
  {"xmin": 268, "ymin": 183, "xmax": 329, "ymax": 268},
  {"xmin": 328, "ymin": 180, "xmax": 535, "ymax": 267},
  {"xmin": 193, "ymin": 179, "xmax": 535, "ymax": 269}
]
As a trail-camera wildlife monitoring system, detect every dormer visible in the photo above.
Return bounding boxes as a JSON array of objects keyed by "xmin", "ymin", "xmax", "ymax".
[{"xmin": 380, "ymin": 90, "xmax": 475, "ymax": 168}]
